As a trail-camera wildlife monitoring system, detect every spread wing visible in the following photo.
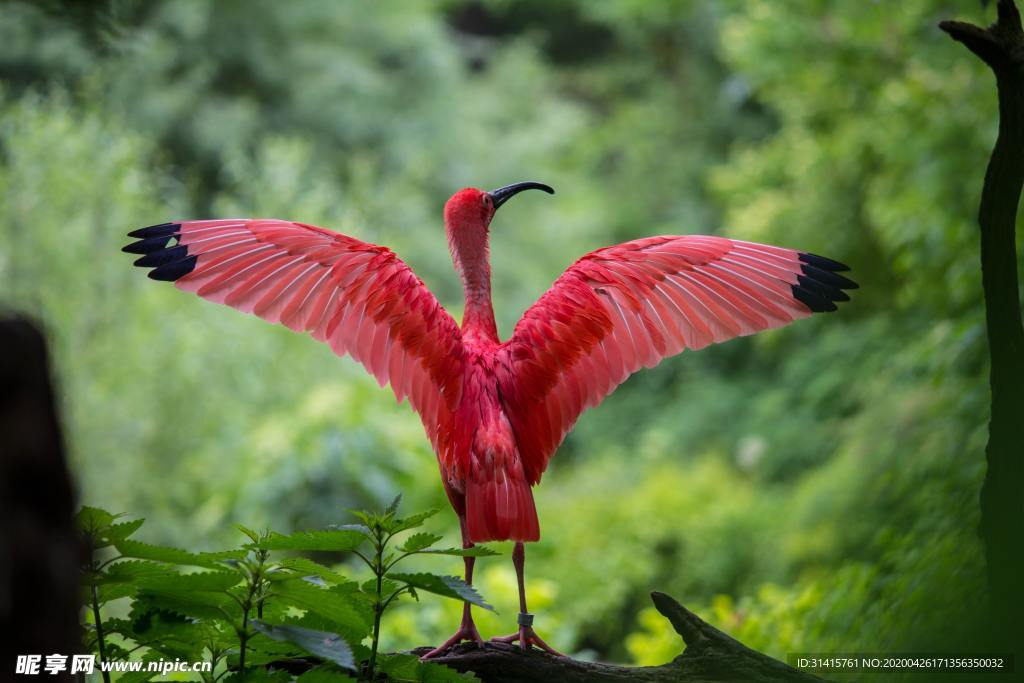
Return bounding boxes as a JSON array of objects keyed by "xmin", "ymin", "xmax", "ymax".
[
  {"xmin": 497, "ymin": 234, "xmax": 857, "ymax": 484},
  {"xmin": 124, "ymin": 219, "xmax": 464, "ymax": 459}
]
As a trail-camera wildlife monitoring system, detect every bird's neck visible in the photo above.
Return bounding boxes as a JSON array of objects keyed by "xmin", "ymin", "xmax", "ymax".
[
  {"xmin": 463, "ymin": 279, "xmax": 498, "ymax": 344},
  {"xmin": 449, "ymin": 227, "xmax": 499, "ymax": 344}
]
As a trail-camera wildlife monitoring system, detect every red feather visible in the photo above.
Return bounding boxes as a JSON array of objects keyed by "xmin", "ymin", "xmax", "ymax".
[{"xmin": 126, "ymin": 193, "xmax": 855, "ymax": 545}]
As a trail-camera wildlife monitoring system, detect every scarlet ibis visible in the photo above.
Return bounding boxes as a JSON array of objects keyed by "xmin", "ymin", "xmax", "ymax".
[{"xmin": 123, "ymin": 181, "xmax": 856, "ymax": 656}]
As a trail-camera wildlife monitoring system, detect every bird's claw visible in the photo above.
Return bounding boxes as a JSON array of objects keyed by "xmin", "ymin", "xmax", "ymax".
[
  {"xmin": 419, "ymin": 622, "xmax": 485, "ymax": 660},
  {"xmin": 490, "ymin": 625, "xmax": 564, "ymax": 656}
]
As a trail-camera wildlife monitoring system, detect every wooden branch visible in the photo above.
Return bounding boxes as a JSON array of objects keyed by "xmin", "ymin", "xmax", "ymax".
[
  {"xmin": 937, "ymin": 0, "xmax": 1024, "ymax": 643},
  {"xmin": 940, "ymin": 0, "xmax": 1024, "ymax": 71},
  {"xmin": 939, "ymin": 0, "xmax": 1024, "ymax": 645},
  {"xmin": 410, "ymin": 592, "xmax": 823, "ymax": 683}
]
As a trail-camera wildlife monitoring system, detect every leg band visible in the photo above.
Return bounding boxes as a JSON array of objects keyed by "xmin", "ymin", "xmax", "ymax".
[{"xmin": 517, "ymin": 612, "xmax": 534, "ymax": 627}]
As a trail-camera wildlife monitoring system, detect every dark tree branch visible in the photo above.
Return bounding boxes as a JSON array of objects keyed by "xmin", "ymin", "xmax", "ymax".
[
  {"xmin": 266, "ymin": 593, "xmax": 821, "ymax": 680},
  {"xmin": 0, "ymin": 317, "xmax": 82, "ymax": 682},
  {"xmin": 409, "ymin": 593, "xmax": 823, "ymax": 683},
  {"xmin": 942, "ymin": 0, "xmax": 1024, "ymax": 69},
  {"xmin": 939, "ymin": 0, "xmax": 1024, "ymax": 649}
]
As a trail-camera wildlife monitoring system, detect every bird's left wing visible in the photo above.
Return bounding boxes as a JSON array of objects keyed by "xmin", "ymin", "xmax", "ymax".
[
  {"xmin": 497, "ymin": 234, "xmax": 857, "ymax": 485},
  {"xmin": 124, "ymin": 219, "xmax": 464, "ymax": 458}
]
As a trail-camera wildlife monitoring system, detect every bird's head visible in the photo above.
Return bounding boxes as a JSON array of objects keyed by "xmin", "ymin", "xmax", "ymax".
[
  {"xmin": 444, "ymin": 181, "xmax": 554, "ymax": 289},
  {"xmin": 443, "ymin": 182, "xmax": 554, "ymax": 234}
]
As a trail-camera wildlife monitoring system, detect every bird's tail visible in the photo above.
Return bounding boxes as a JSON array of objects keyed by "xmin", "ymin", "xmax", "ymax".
[{"xmin": 465, "ymin": 468, "xmax": 540, "ymax": 543}]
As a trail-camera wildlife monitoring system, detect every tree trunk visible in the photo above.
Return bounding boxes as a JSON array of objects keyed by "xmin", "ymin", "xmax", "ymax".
[
  {"xmin": 411, "ymin": 593, "xmax": 823, "ymax": 683},
  {"xmin": 939, "ymin": 0, "xmax": 1024, "ymax": 652},
  {"xmin": 0, "ymin": 317, "xmax": 83, "ymax": 682}
]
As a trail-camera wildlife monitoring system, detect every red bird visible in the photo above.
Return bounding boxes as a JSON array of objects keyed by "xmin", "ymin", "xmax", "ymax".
[{"xmin": 124, "ymin": 181, "xmax": 855, "ymax": 656}]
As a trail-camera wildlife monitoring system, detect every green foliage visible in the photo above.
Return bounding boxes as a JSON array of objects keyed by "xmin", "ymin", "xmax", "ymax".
[
  {"xmin": 77, "ymin": 502, "xmax": 488, "ymax": 681},
  {"xmin": 387, "ymin": 574, "xmax": 493, "ymax": 613},
  {"xmin": 260, "ymin": 530, "xmax": 368, "ymax": 553},
  {"xmin": 251, "ymin": 622, "xmax": 355, "ymax": 671},
  {"xmin": 3, "ymin": 0, "xmax": 999, "ymax": 668}
]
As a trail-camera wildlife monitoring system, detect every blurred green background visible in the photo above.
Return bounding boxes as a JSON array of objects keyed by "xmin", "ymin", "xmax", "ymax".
[{"xmin": 0, "ymin": 0, "xmax": 1004, "ymax": 666}]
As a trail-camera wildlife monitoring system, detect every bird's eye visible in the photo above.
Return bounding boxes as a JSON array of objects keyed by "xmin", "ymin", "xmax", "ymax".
[{"xmin": 481, "ymin": 195, "xmax": 492, "ymax": 209}]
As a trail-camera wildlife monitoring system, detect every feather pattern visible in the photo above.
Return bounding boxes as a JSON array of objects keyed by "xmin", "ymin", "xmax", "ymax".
[
  {"xmin": 497, "ymin": 234, "xmax": 857, "ymax": 486},
  {"xmin": 124, "ymin": 219, "xmax": 465, "ymax": 464},
  {"xmin": 126, "ymin": 208, "xmax": 855, "ymax": 545}
]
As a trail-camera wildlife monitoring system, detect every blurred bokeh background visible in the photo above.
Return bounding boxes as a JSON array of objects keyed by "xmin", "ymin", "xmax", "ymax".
[{"xmin": 0, "ymin": 0, "xmax": 1003, "ymax": 665}]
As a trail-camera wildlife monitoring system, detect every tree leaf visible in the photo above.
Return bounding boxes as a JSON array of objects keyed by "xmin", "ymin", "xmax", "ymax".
[
  {"xmin": 297, "ymin": 665, "xmax": 358, "ymax": 682},
  {"xmin": 133, "ymin": 570, "xmax": 241, "ymax": 593},
  {"xmin": 75, "ymin": 505, "xmax": 118, "ymax": 532},
  {"xmin": 116, "ymin": 667, "xmax": 158, "ymax": 683},
  {"xmin": 131, "ymin": 607, "xmax": 192, "ymax": 636},
  {"xmin": 399, "ymin": 533, "xmax": 442, "ymax": 553},
  {"xmin": 102, "ymin": 643, "xmax": 131, "ymax": 661},
  {"xmin": 329, "ymin": 523, "xmax": 372, "ymax": 538},
  {"xmin": 385, "ymin": 494, "xmax": 403, "ymax": 516},
  {"xmin": 96, "ymin": 582, "xmax": 138, "ymax": 604},
  {"xmin": 114, "ymin": 539, "xmax": 221, "ymax": 568},
  {"xmin": 221, "ymin": 669, "xmax": 292, "ymax": 683},
  {"xmin": 128, "ymin": 609, "xmax": 206, "ymax": 660},
  {"xmin": 98, "ymin": 518, "xmax": 145, "ymax": 546},
  {"xmin": 76, "ymin": 506, "xmax": 127, "ymax": 547},
  {"xmin": 97, "ymin": 617, "xmax": 136, "ymax": 638},
  {"xmin": 361, "ymin": 577, "xmax": 400, "ymax": 600},
  {"xmin": 270, "ymin": 579, "xmax": 371, "ymax": 637},
  {"xmin": 272, "ymin": 557, "xmax": 348, "ymax": 584},
  {"xmin": 259, "ymin": 529, "xmax": 365, "ymax": 552},
  {"xmin": 96, "ymin": 560, "xmax": 176, "ymax": 586},
  {"xmin": 388, "ymin": 509, "xmax": 439, "ymax": 534},
  {"xmin": 388, "ymin": 573, "xmax": 494, "ymax": 611},
  {"xmin": 251, "ymin": 621, "xmax": 355, "ymax": 671},
  {"xmin": 230, "ymin": 633, "xmax": 304, "ymax": 666},
  {"xmin": 197, "ymin": 549, "xmax": 249, "ymax": 564},
  {"xmin": 284, "ymin": 612, "xmax": 371, "ymax": 663},
  {"xmin": 133, "ymin": 589, "xmax": 241, "ymax": 623},
  {"xmin": 348, "ymin": 510, "xmax": 375, "ymax": 529}
]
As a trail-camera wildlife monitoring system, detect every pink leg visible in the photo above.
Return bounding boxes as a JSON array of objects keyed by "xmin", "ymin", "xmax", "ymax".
[
  {"xmin": 420, "ymin": 517, "xmax": 484, "ymax": 659},
  {"xmin": 489, "ymin": 542, "xmax": 563, "ymax": 656}
]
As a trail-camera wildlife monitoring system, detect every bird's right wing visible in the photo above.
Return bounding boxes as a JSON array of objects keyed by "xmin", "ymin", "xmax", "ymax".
[
  {"xmin": 497, "ymin": 234, "xmax": 856, "ymax": 485},
  {"xmin": 124, "ymin": 219, "xmax": 464, "ymax": 460}
]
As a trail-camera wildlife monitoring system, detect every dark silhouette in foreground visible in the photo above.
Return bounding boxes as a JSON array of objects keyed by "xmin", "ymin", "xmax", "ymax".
[
  {"xmin": 0, "ymin": 316, "xmax": 82, "ymax": 682},
  {"xmin": 941, "ymin": 0, "xmax": 1024, "ymax": 655}
]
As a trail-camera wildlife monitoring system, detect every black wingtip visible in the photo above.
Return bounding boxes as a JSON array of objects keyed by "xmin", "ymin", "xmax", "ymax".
[
  {"xmin": 148, "ymin": 255, "xmax": 197, "ymax": 281},
  {"xmin": 124, "ymin": 222, "xmax": 196, "ymax": 282},
  {"xmin": 792, "ymin": 252, "xmax": 857, "ymax": 313},
  {"xmin": 133, "ymin": 244, "xmax": 188, "ymax": 268},
  {"xmin": 123, "ymin": 235, "xmax": 172, "ymax": 254},
  {"xmin": 127, "ymin": 222, "xmax": 179, "ymax": 239},
  {"xmin": 799, "ymin": 252, "xmax": 850, "ymax": 273}
]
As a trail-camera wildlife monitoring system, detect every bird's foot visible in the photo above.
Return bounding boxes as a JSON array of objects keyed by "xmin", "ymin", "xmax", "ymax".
[
  {"xmin": 419, "ymin": 620, "xmax": 485, "ymax": 660},
  {"xmin": 490, "ymin": 613, "xmax": 564, "ymax": 656}
]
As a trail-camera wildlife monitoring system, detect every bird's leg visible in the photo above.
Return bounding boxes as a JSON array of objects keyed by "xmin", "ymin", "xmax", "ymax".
[
  {"xmin": 420, "ymin": 517, "xmax": 484, "ymax": 659},
  {"xmin": 489, "ymin": 542, "xmax": 563, "ymax": 656}
]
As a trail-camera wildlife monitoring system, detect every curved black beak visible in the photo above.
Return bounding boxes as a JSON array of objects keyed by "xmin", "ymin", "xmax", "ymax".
[{"xmin": 488, "ymin": 181, "xmax": 555, "ymax": 210}]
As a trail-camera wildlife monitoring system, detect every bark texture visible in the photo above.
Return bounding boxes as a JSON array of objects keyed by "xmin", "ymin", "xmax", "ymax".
[
  {"xmin": 410, "ymin": 592, "xmax": 823, "ymax": 683},
  {"xmin": 940, "ymin": 0, "xmax": 1024, "ymax": 650}
]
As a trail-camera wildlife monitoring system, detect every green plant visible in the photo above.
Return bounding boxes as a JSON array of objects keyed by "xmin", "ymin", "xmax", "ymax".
[
  {"xmin": 5, "ymin": 0, "xmax": 995, "ymax": 665},
  {"xmin": 76, "ymin": 498, "xmax": 495, "ymax": 681}
]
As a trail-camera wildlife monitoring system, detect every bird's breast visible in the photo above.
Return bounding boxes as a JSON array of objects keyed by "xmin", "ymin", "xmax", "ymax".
[{"xmin": 447, "ymin": 352, "xmax": 519, "ymax": 479}]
